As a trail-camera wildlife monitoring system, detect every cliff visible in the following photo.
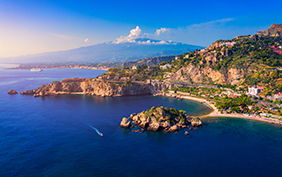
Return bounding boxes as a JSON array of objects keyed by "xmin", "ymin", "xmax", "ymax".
[
  {"xmin": 21, "ymin": 78, "xmax": 173, "ymax": 97},
  {"xmin": 167, "ymin": 63, "xmax": 249, "ymax": 85}
]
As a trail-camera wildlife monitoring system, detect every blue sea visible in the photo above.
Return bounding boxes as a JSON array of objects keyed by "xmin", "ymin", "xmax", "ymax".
[{"xmin": 1, "ymin": 67, "xmax": 282, "ymax": 177}]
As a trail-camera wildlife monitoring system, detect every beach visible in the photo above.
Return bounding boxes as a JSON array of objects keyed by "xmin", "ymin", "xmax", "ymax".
[{"xmin": 160, "ymin": 92, "xmax": 282, "ymax": 125}]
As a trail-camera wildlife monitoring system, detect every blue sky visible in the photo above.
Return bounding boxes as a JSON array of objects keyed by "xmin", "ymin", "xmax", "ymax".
[{"xmin": 0, "ymin": 0, "xmax": 282, "ymax": 58}]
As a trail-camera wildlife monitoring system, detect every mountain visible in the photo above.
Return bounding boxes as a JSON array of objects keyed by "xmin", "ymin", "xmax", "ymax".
[
  {"xmin": 257, "ymin": 23, "xmax": 282, "ymax": 37},
  {"xmin": 3, "ymin": 38, "xmax": 203, "ymax": 64}
]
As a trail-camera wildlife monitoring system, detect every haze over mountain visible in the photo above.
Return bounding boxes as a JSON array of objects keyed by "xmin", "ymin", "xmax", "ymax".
[{"xmin": 2, "ymin": 37, "xmax": 202, "ymax": 64}]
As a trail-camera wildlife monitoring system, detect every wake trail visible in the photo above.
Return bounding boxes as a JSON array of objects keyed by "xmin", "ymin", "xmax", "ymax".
[{"xmin": 85, "ymin": 123, "xmax": 104, "ymax": 136}]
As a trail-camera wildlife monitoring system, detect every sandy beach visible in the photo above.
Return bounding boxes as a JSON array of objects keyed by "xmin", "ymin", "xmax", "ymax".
[{"xmin": 161, "ymin": 93, "xmax": 282, "ymax": 125}]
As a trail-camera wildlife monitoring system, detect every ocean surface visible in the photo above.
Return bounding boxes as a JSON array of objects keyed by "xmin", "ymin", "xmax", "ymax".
[{"xmin": 1, "ymin": 68, "xmax": 282, "ymax": 177}]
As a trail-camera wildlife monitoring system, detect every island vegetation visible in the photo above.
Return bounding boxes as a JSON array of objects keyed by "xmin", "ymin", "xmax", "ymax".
[{"xmin": 120, "ymin": 105, "xmax": 202, "ymax": 133}]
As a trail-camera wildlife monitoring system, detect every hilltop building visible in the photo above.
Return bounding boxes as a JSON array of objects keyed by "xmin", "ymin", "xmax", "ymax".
[
  {"xmin": 247, "ymin": 86, "xmax": 263, "ymax": 96},
  {"xmin": 160, "ymin": 64, "xmax": 172, "ymax": 70},
  {"xmin": 131, "ymin": 65, "xmax": 137, "ymax": 70}
]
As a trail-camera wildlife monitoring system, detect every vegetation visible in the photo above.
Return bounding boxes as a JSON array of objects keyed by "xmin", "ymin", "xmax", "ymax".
[
  {"xmin": 215, "ymin": 94, "xmax": 253, "ymax": 113},
  {"xmin": 143, "ymin": 106, "xmax": 187, "ymax": 124}
]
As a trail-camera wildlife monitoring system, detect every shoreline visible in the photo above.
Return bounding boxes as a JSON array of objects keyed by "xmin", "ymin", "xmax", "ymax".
[
  {"xmin": 160, "ymin": 92, "xmax": 282, "ymax": 126},
  {"xmin": 18, "ymin": 84, "xmax": 282, "ymax": 125}
]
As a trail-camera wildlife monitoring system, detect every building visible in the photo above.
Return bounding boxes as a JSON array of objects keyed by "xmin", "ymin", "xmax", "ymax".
[
  {"xmin": 160, "ymin": 64, "xmax": 172, "ymax": 70},
  {"xmin": 131, "ymin": 65, "xmax": 137, "ymax": 70},
  {"xmin": 222, "ymin": 42, "xmax": 236, "ymax": 46},
  {"xmin": 273, "ymin": 92, "xmax": 282, "ymax": 100},
  {"xmin": 175, "ymin": 56, "xmax": 178, "ymax": 60},
  {"xmin": 247, "ymin": 86, "xmax": 263, "ymax": 96}
]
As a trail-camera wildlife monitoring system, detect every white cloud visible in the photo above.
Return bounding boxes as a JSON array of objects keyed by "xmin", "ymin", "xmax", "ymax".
[
  {"xmin": 113, "ymin": 26, "xmax": 142, "ymax": 44},
  {"xmin": 112, "ymin": 26, "xmax": 175, "ymax": 45},
  {"xmin": 189, "ymin": 18, "xmax": 234, "ymax": 27},
  {"xmin": 129, "ymin": 26, "xmax": 142, "ymax": 37},
  {"xmin": 85, "ymin": 38, "xmax": 89, "ymax": 42},
  {"xmin": 155, "ymin": 28, "xmax": 169, "ymax": 36}
]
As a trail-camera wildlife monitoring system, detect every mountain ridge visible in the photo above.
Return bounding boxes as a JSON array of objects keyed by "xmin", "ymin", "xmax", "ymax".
[{"xmin": 2, "ymin": 38, "xmax": 203, "ymax": 64}]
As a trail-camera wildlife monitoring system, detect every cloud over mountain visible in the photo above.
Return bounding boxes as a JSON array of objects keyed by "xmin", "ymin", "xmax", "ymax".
[
  {"xmin": 113, "ymin": 26, "xmax": 142, "ymax": 44},
  {"xmin": 113, "ymin": 26, "xmax": 175, "ymax": 45},
  {"xmin": 155, "ymin": 28, "xmax": 169, "ymax": 36}
]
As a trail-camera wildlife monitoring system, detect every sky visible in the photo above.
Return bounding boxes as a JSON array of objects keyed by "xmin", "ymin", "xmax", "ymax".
[{"xmin": 0, "ymin": 0, "xmax": 282, "ymax": 58}]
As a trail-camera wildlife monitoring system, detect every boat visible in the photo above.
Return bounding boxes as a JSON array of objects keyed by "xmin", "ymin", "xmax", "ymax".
[{"xmin": 30, "ymin": 68, "xmax": 42, "ymax": 72}]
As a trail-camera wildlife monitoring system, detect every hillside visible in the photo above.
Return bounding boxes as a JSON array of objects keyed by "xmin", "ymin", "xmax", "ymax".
[
  {"xmin": 155, "ymin": 24, "xmax": 282, "ymax": 88},
  {"xmin": 86, "ymin": 24, "xmax": 282, "ymax": 95}
]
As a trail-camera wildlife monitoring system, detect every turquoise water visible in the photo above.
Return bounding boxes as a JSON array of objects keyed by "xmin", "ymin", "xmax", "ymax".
[{"xmin": 0, "ymin": 68, "xmax": 282, "ymax": 177}]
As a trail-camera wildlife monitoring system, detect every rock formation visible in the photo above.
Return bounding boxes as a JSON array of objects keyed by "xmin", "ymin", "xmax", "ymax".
[
  {"xmin": 20, "ymin": 78, "xmax": 173, "ymax": 97},
  {"xmin": 121, "ymin": 106, "xmax": 200, "ymax": 132},
  {"xmin": 120, "ymin": 118, "xmax": 132, "ymax": 128},
  {"xmin": 20, "ymin": 90, "xmax": 35, "ymax": 95},
  {"xmin": 257, "ymin": 23, "xmax": 282, "ymax": 37},
  {"xmin": 191, "ymin": 117, "xmax": 202, "ymax": 127},
  {"xmin": 8, "ymin": 89, "xmax": 18, "ymax": 94}
]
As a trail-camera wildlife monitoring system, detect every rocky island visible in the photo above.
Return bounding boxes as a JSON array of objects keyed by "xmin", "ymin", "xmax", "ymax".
[
  {"xmin": 8, "ymin": 89, "xmax": 18, "ymax": 94},
  {"xmin": 120, "ymin": 106, "xmax": 202, "ymax": 132}
]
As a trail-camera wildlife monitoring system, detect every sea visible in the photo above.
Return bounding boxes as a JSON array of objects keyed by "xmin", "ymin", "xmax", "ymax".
[{"xmin": 0, "ymin": 66, "xmax": 282, "ymax": 177}]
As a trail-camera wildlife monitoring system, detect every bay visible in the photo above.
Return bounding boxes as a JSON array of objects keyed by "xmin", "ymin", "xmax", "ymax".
[{"xmin": 0, "ymin": 68, "xmax": 282, "ymax": 177}]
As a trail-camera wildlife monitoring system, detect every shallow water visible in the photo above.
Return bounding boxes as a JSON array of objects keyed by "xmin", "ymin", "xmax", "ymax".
[{"xmin": 0, "ymin": 69, "xmax": 282, "ymax": 177}]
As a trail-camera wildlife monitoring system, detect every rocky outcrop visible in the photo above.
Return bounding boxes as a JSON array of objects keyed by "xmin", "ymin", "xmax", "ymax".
[
  {"xmin": 147, "ymin": 122, "xmax": 160, "ymax": 131},
  {"xmin": 257, "ymin": 23, "xmax": 282, "ymax": 37},
  {"xmin": 167, "ymin": 63, "xmax": 247, "ymax": 85},
  {"xmin": 19, "ymin": 78, "xmax": 173, "ymax": 97},
  {"xmin": 168, "ymin": 125, "xmax": 178, "ymax": 132},
  {"xmin": 20, "ymin": 90, "xmax": 35, "ymax": 95},
  {"xmin": 191, "ymin": 117, "xmax": 202, "ymax": 127},
  {"xmin": 8, "ymin": 89, "xmax": 18, "ymax": 94},
  {"xmin": 120, "ymin": 118, "xmax": 131, "ymax": 128},
  {"xmin": 123, "ymin": 106, "xmax": 195, "ymax": 132}
]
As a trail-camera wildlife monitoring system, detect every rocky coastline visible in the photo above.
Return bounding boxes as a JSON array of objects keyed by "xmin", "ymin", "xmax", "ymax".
[
  {"xmin": 15, "ymin": 77, "xmax": 173, "ymax": 98},
  {"xmin": 120, "ymin": 106, "xmax": 202, "ymax": 133}
]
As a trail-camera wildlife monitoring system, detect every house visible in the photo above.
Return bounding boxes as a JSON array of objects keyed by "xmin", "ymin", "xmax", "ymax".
[
  {"xmin": 175, "ymin": 56, "xmax": 178, "ymax": 60},
  {"xmin": 247, "ymin": 86, "xmax": 263, "ymax": 96},
  {"xmin": 222, "ymin": 41, "xmax": 236, "ymax": 47},
  {"xmin": 273, "ymin": 92, "xmax": 282, "ymax": 100},
  {"xmin": 160, "ymin": 64, "xmax": 172, "ymax": 70},
  {"xmin": 131, "ymin": 65, "xmax": 137, "ymax": 70}
]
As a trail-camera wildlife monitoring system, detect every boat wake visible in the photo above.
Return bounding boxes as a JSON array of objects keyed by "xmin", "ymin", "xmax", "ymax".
[{"xmin": 85, "ymin": 123, "xmax": 103, "ymax": 136}]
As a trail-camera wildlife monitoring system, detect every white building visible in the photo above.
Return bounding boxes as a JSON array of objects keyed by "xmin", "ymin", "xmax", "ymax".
[
  {"xmin": 160, "ymin": 64, "xmax": 172, "ymax": 70},
  {"xmin": 175, "ymin": 56, "xmax": 178, "ymax": 60},
  {"xmin": 131, "ymin": 65, "xmax": 137, "ymax": 70},
  {"xmin": 222, "ymin": 42, "xmax": 236, "ymax": 46},
  {"xmin": 247, "ymin": 86, "xmax": 263, "ymax": 96},
  {"xmin": 279, "ymin": 46, "xmax": 282, "ymax": 49}
]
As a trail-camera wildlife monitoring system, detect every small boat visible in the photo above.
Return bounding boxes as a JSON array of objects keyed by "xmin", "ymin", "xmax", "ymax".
[
  {"xmin": 100, "ymin": 133, "xmax": 104, "ymax": 137},
  {"xmin": 30, "ymin": 68, "xmax": 42, "ymax": 72}
]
